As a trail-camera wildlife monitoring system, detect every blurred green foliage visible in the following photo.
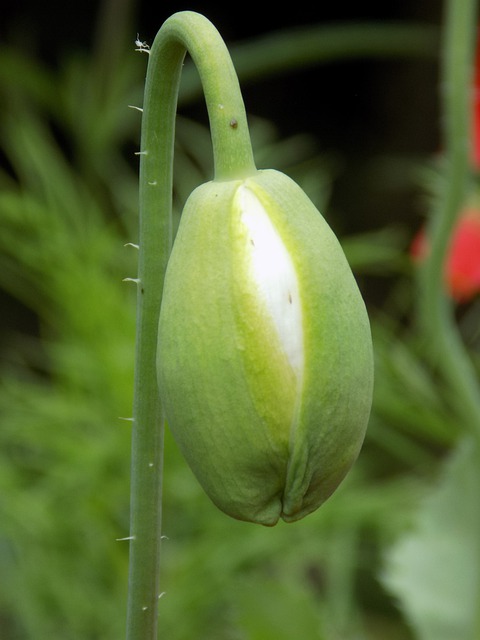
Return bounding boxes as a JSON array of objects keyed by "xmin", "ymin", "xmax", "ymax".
[{"xmin": 1, "ymin": 4, "xmax": 480, "ymax": 640}]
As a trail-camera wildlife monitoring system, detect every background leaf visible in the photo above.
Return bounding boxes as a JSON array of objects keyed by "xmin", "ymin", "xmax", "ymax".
[{"xmin": 382, "ymin": 438, "xmax": 480, "ymax": 640}]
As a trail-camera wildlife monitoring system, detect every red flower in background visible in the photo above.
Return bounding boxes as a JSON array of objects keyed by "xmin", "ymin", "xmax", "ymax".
[
  {"xmin": 411, "ymin": 209, "xmax": 480, "ymax": 302},
  {"xmin": 410, "ymin": 31, "xmax": 480, "ymax": 303}
]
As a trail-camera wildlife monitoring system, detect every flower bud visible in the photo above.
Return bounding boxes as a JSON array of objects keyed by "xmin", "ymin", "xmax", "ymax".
[{"xmin": 157, "ymin": 169, "xmax": 373, "ymax": 525}]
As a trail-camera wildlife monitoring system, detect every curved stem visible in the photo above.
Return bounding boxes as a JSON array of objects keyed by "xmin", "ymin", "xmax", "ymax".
[
  {"xmin": 418, "ymin": 0, "xmax": 480, "ymax": 436},
  {"xmin": 143, "ymin": 11, "xmax": 256, "ymax": 184},
  {"xmin": 126, "ymin": 11, "xmax": 255, "ymax": 640}
]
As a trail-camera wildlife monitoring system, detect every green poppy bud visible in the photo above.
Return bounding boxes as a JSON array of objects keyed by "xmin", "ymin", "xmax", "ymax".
[{"xmin": 157, "ymin": 168, "xmax": 373, "ymax": 526}]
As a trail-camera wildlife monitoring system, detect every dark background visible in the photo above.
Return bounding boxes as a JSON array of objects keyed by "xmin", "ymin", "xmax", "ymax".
[
  {"xmin": 0, "ymin": 0, "xmax": 442, "ymax": 224},
  {"xmin": 1, "ymin": 0, "xmax": 440, "ymax": 52}
]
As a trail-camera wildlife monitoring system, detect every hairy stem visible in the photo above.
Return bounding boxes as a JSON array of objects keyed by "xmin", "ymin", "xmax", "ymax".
[{"xmin": 126, "ymin": 11, "xmax": 255, "ymax": 640}]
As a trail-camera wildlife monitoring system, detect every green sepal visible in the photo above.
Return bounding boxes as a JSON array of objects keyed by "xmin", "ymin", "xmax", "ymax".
[{"xmin": 157, "ymin": 169, "xmax": 373, "ymax": 525}]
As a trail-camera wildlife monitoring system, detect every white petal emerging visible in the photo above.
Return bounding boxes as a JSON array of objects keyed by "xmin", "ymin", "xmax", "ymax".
[{"xmin": 237, "ymin": 185, "xmax": 304, "ymax": 379}]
